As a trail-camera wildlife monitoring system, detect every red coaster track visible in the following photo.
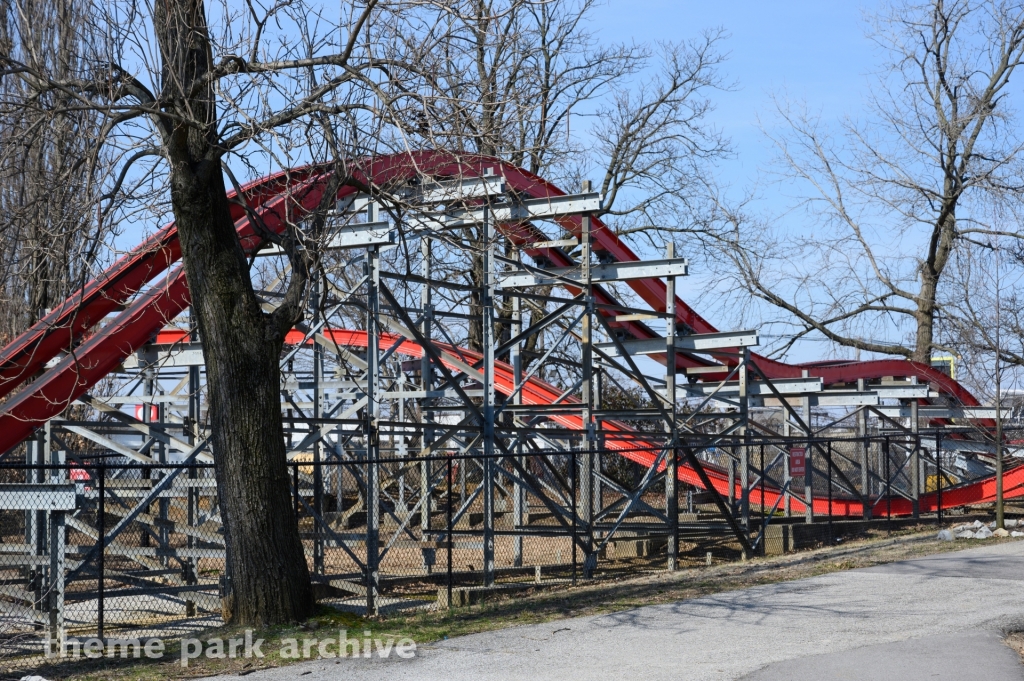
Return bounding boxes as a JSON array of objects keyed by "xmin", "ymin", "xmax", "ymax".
[{"xmin": 0, "ymin": 152, "xmax": 1013, "ymax": 514}]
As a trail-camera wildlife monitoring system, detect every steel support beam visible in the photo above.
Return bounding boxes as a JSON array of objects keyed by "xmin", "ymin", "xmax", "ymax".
[
  {"xmin": 499, "ymin": 257, "xmax": 688, "ymax": 288},
  {"xmin": 665, "ymin": 242, "xmax": 678, "ymax": 571},
  {"xmin": 482, "ymin": 204, "xmax": 496, "ymax": 587},
  {"xmin": 364, "ymin": 214, "xmax": 382, "ymax": 614}
]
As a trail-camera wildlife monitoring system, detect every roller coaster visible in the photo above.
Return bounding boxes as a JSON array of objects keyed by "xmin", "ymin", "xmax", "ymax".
[{"xmin": 0, "ymin": 152, "xmax": 1020, "ymax": 640}]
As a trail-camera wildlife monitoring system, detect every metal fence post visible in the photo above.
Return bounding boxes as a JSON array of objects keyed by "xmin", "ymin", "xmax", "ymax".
[
  {"xmin": 293, "ymin": 462, "xmax": 300, "ymax": 520},
  {"xmin": 759, "ymin": 443, "xmax": 766, "ymax": 555},
  {"xmin": 936, "ymin": 432, "xmax": 943, "ymax": 525},
  {"xmin": 97, "ymin": 461, "xmax": 105, "ymax": 641},
  {"xmin": 803, "ymin": 393, "xmax": 814, "ymax": 525},
  {"xmin": 510, "ymin": 294, "xmax": 524, "ymax": 568},
  {"xmin": 885, "ymin": 437, "xmax": 892, "ymax": 535},
  {"xmin": 910, "ymin": 400, "xmax": 920, "ymax": 519},
  {"xmin": 421, "ymin": 236, "xmax": 435, "ymax": 543},
  {"xmin": 447, "ymin": 454, "xmax": 453, "ymax": 610},
  {"xmin": 827, "ymin": 441, "xmax": 833, "ymax": 544},
  {"xmin": 858, "ymin": 380, "xmax": 870, "ymax": 519},
  {"xmin": 728, "ymin": 456, "xmax": 736, "ymax": 516},
  {"xmin": 48, "ymin": 495, "xmax": 65, "ymax": 655},
  {"xmin": 572, "ymin": 447, "xmax": 578, "ymax": 586}
]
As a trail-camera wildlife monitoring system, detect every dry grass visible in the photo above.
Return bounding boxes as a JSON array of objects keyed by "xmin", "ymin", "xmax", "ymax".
[{"xmin": 1005, "ymin": 631, "xmax": 1024, "ymax": 663}]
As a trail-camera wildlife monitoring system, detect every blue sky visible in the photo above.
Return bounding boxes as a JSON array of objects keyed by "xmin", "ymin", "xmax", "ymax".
[
  {"xmin": 586, "ymin": 1, "xmax": 898, "ymax": 362},
  {"xmin": 589, "ymin": 0, "xmax": 883, "ymax": 192}
]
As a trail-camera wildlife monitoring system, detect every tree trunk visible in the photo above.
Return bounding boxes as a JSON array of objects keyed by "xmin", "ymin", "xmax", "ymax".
[
  {"xmin": 914, "ymin": 274, "xmax": 936, "ymax": 365},
  {"xmin": 914, "ymin": 207, "xmax": 957, "ymax": 364},
  {"xmin": 172, "ymin": 163, "xmax": 314, "ymax": 625},
  {"xmin": 156, "ymin": 0, "xmax": 313, "ymax": 625}
]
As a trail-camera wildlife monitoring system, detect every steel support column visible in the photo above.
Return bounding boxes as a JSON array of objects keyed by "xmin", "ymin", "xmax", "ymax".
[
  {"xmin": 858, "ymin": 378, "xmax": 870, "ymax": 520},
  {"xmin": 739, "ymin": 349, "xmax": 750, "ymax": 546},
  {"xmin": 482, "ymin": 203, "xmax": 496, "ymax": 587},
  {"xmin": 312, "ymin": 275, "xmax": 325, "ymax": 574},
  {"xmin": 580, "ymin": 209, "xmax": 596, "ymax": 578},
  {"xmin": 665, "ymin": 242, "xmax": 678, "ymax": 571},
  {"xmin": 420, "ymin": 235, "xmax": 434, "ymax": 546},
  {"xmin": 803, "ymin": 383, "xmax": 814, "ymax": 524},
  {"xmin": 911, "ymin": 399, "xmax": 920, "ymax": 519},
  {"xmin": 783, "ymin": 418, "xmax": 792, "ymax": 517},
  {"xmin": 46, "ymin": 510, "xmax": 65, "ymax": 654},
  {"xmin": 365, "ymin": 233, "xmax": 381, "ymax": 614},
  {"xmin": 511, "ymin": 293, "xmax": 525, "ymax": 568}
]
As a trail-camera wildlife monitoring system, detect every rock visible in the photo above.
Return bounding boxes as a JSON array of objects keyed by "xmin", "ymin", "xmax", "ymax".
[
  {"xmin": 1012, "ymin": 531, "xmax": 1024, "ymax": 537},
  {"xmin": 973, "ymin": 520, "xmax": 985, "ymax": 529},
  {"xmin": 937, "ymin": 529, "xmax": 954, "ymax": 541},
  {"xmin": 988, "ymin": 521, "xmax": 998, "ymax": 529},
  {"xmin": 951, "ymin": 524, "xmax": 969, "ymax": 533},
  {"xmin": 975, "ymin": 526, "xmax": 994, "ymax": 539},
  {"xmin": 21, "ymin": 676, "xmax": 51, "ymax": 681},
  {"xmin": 994, "ymin": 528, "xmax": 1010, "ymax": 538},
  {"xmin": 1006, "ymin": 519, "xmax": 1019, "ymax": 528},
  {"xmin": 956, "ymin": 530, "xmax": 976, "ymax": 539}
]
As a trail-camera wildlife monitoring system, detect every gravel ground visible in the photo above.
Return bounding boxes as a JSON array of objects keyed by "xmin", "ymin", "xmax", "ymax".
[{"xmin": 200, "ymin": 538, "xmax": 1024, "ymax": 681}]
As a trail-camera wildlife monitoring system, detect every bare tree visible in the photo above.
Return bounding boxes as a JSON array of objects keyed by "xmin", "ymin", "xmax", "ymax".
[
  {"xmin": 0, "ymin": 0, "xmax": 111, "ymax": 345},
  {"xmin": 943, "ymin": 236, "xmax": 1024, "ymax": 392},
  {"xmin": 713, "ymin": 0, "xmax": 1024, "ymax": 365},
  {"xmin": 387, "ymin": 0, "xmax": 729, "ymax": 352}
]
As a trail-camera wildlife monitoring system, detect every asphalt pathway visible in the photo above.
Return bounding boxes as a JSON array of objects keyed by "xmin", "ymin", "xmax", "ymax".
[{"xmin": 203, "ymin": 539, "xmax": 1024, "ymax": 680}]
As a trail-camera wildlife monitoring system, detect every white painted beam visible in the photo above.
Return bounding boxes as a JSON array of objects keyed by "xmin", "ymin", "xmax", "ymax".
[
  {"xmin": 0, "ymin": 484, "xmax": 76, "ymax": 511},
  {"xmin": 872, "ymin": 384, "xmax": 931, "ymax": 399},
  {"xmin": 325, "ymin": 220, "xmax": 395, "ymax": 249},
  {"xmin": 421, "ymin": 177, "xmax": 506, "ymax": 203},
  {"xmin": 596, "ymin": 330, "xmax": 758, "ymax": 357},
  {"xmin": 669, "ymin": 376, "xmax": 823, "ymax": 399},
  {"xmin": 410, "ymin": 192, "xmax": 603, "ymax": 229},
  {"xmin": 123, "ymin": 344, "xmax": 204, "ymax": 369},
  {"xmin": 498, "ymin": 257, "xmax": 688, "ymax": 288},
  {"xmin": 874, "ymin": 406, "xmax": 1008, "ymax": 419}
]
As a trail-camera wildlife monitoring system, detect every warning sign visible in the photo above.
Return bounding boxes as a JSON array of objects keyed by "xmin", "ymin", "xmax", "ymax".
[{"xmin": 789, "ymin": 447, "xmax": 806, "ymax": 477}]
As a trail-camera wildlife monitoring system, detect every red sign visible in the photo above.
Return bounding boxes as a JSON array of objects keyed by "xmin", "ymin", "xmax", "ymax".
[
  {"xmin": 135, "ymin": 404, "xmax": 159, "ymax": 422},
  {"xmin": 789, "ymin": 448, "xmax": 806, "ymax": 477}
]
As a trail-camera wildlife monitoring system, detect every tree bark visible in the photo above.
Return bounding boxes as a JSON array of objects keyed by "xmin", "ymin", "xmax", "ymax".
[
  {"xmin": 914, "ymin": 206, "xmax": 957, "ymax": 363},
  {"xmin": 914, "ymin": 273, "xmax": 937, "ymax": 364},
  {"xmin": 154, "ymin": 0, "xmax": 313, "ymax": 625}
]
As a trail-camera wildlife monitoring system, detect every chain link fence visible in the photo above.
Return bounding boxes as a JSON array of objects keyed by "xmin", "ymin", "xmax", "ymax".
[{"xmin": 0, "ymin": 429, "xmax": 1004, "ymax": 655}]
